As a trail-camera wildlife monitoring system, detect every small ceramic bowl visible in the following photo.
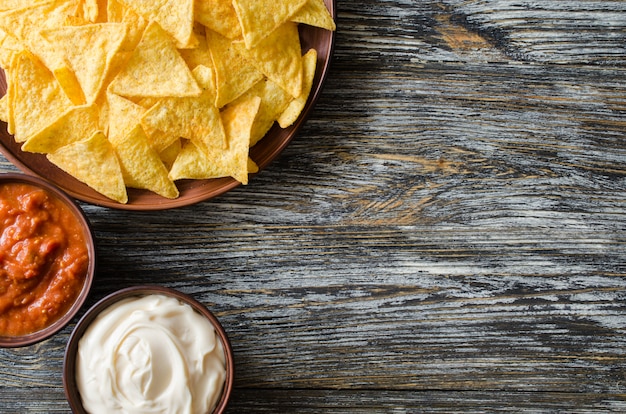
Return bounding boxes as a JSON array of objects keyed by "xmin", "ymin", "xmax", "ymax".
[
  {"xmin": 63, "ymin": 285, "xmax": 234, "ymax": 414},
  {"xmin": 0, "ymin": 173, "xmax": 95, "ymax": 347}
]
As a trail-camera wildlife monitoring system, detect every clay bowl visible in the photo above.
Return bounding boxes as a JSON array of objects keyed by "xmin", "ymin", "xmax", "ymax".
[
  {"xmin": 63, "ymin": 285, "xmax": 234, "ymax": 414},
  {"xmin": 0, "ymin": 0, "xmax": 337, "ymax": 210},
  {"xmin": 0, "ymin": 173, "xmax": 95, "ymax": 347}
]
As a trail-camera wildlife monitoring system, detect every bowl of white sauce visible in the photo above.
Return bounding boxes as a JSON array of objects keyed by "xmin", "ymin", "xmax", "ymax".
[{"xmin": 63, "ymin": 286, "xmax": 234, "ymax": 414}]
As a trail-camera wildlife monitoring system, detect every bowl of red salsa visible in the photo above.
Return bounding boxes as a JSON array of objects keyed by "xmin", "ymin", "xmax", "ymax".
[{"xmin": 0, "ymin": 173, "xmax": 95, "ymax": 347}]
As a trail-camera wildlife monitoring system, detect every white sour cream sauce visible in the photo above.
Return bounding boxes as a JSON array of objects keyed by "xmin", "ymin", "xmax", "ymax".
[{"xmin": 76, "ymin": 294, "xmax": 226, "ymax": 414}]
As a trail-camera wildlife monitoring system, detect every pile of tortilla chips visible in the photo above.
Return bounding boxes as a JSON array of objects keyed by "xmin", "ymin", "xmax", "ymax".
[{"xmin": 0, "ymin": 0, "xmax": 335, "ymax": 204}]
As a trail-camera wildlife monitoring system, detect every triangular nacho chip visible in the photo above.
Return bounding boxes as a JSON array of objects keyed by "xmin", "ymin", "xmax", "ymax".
[
  {"xmin": 22, "ymin": 104, "xmax": 100, "ymax": 153},
  {"xmin": 141, "ymin": 65, "xmax": 226, "ymax": 152},
  {"xmin": 107, "ymin": 0, "xmax": 147, "ymax": 52},
  {"xmin": 40, "ymin": 23, "xmax": 128, "ymax": 104},
  {"xmin": 106, "ymin": 91, "xmax": 145, "ymax": 142},
  {"xmin": 169, "ymin": 95, "xmax": 260, "ymax": 184},
  {"xmin": 179, "ymin": 24, "xmax": 213, "ymax": 70},
  {"xmin": 110, "ymin": 124, "xmax": 179, "ymax": 199},
  {"xmin": 291, "ymin": 0, "xmax": 336, "ymax": 31},
  {"xmin": 206, "ymin": 29, "xmax": 264, "ymax": 108},
  {"xmin": 47, "ymin": 131, "xmax": 128, "ymax": 204},
  {"xmin": 229, "ymin": 77, "xmax": 293, "ymax": 146},
  {"xmin": 12, "ymin": 51, "xmax": 72, "ymax": 143},
  {"xmin": 232, "ymin": 0, "xmax": 306, "ymax": 48},
  {"xmin": 0, "ymin": 0, "xmax": 79, "ymax": 71},
  {"xmin": 108, "ymin": 21, "xmax": 201, "ymax": 98},
  {"xmin": 117, "ymin": 0, "xmax": 195, "ymax": 48},
  {"xmin": 0, "ymin": 28, "xmax": 23, "ymax": 69},
  {"xmin": 234, "ymin": 22, "xmax": 303, "ymax": 98},
  {"xmin": 277, "ymin": 48, "xmax": 317, "ymax": 128},
  {"xmin": 195, "ymin": 0, "xmax": 241, "ymax": 40},
  {"xmin": 0, "ymin": 94, "xmax": 7, "ymax": 124}
]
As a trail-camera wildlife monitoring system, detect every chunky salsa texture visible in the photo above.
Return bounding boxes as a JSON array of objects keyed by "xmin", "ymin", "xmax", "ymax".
[{"xmin": 0, "ymin": 183, "xmax": 89, "ymax": 336}]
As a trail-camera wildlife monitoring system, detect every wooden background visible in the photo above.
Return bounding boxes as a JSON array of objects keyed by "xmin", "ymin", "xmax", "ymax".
[{"xmin": 1, "ymin": 0, "xmax": 625, "ymax": 412}]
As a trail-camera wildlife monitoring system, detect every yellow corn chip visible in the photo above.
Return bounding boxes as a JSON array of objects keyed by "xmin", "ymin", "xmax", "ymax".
[
  {"xmin": 4, "ymin": 54, "xmax": 15, "ymax": 134},
  {"xmin": 248, "ymin": 157, "xmax": 259, "ymax": 174},
  {"xmin": 0, "ymin": 1, "xmax": 46, "ymax": 11},
  {"xmin": 230, "ymin": 77, "xmax": 293, "ymax": 146},
  {"xmin": 159, "ymin": 138, "xmax": 181, "ymax": 171},
  {"xmin": 41, "ymin": 23, "xmax": 128, "ymax": 104},
  {"xmin": 169, "ymin": 95, "xmax": 260, "ymax": 184},
  {"xmin": 106, "ymin": 91, "xmax": 144, "ymax": 142},
  {"xmin": 79, "ymin": 0, "xmax": 101, "ymax": 22},
  {"xmin": 0, "ymin": 0, "xmax": 79, "ymax": 71},
  {"xmin": 0, "ymin": 94, "xmax": 7, "ymax": 124},
  {"xmin": 234, "ymin": 22, "xmax": 303, "ymax": 98},
  {"xmin": 110, "ymin": 124, "xmax": 179, "ymax": 199},
  {"xmin": 141, "ymin": 65, "xmax": 226, "ymax": 152},
  {"xmin": 21, "ymin": 104, "xmax": 100, "ymax": 153},
  {"xmin": 12, "ymin": 51, "xmax": 72, "ymax": 143},
  {"xmin": 277, "ymin": 48, "xmax": 317, "ymax": 128},
  {"xmin": 108, "ymin": 21, "xmax": 201, "ymax": 98},
  {"xmin": 179, "ymin": 24, "xmax": 212, "ymax": 70},
  {"xmin": 232, "ymin": 0, "xmax": 306, "ymax": 48},
  {"xmin": 0, "ymin": 29, "xmax": 23, "ymax": 69},
  {"xmin": 206, "ymin": 29, "xmax": 264, "ymax": 108},
  {"xmin": 194, "ymin": 0, "xmax": 241, "ymax": 40},
  {"xmin": 47, "ymin": 131, "xmax": 128, "ymax": 204},
  {"xmin": 117, "ymin": 0, "xmax": 195, "ymax": 49},
  {"xmin": 291, "ymin": 0, "xmax": 336, "ymax": 31},
  {"xmin": 107, "ymin": 0, "xmax": 147, "ymax": 52}
]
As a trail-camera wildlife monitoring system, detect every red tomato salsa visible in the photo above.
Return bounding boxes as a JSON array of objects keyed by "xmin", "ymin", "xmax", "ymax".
[{"xmin": 0, "ymin": 182, "xmax": 89, "ymax": 336}]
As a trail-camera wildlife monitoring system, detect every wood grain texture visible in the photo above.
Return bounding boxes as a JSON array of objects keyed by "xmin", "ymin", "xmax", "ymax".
[{"xmin": 0, "ymin": 0, "xmax": 625, "ymax": 412}]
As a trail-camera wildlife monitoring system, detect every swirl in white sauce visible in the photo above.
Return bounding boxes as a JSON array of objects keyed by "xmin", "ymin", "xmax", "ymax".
[{"xmin": 76, "ymin": 294, "xmax": 226, "ymax": 414}]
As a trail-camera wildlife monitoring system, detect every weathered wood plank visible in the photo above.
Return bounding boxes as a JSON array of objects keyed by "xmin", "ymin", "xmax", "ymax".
[
  {"xmin": 444, "ymin": 0, "xmax": 626, "ymax": 64},
  {"xmin": 0, "ymin": 0, "xmax": 625, "ymax": 412}
]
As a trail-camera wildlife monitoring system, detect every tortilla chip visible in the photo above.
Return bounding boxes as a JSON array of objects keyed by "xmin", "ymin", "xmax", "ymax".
[
  {"xmin": 3, "ymin": 56, "xmax": 15, "ymax": 134},
  {"xmin": 40, "ymin": 23, "xmax": 128, "ymax": 104},
  {"xmin": 0, "ymin": 94, "xmax": 8, "ymax": 124},
  {"xmin": 232, "ymin": 0, "xmax": 306, "ymax": 48},
  {"xmin": 110, "ymin": 124, "xmax": 179, "ymax": 199},
  {"xmin": 107, "ymin": 0, "xmax": 147, "ymax": 52},
  {"xmin": 105, "ymin": 91, "xmax": 145, "ymax": 142},
  {"xmin": 141, "ymin": 65, "xmax": 226, "ymax": 152},
  {"xmin": 159, "ymin": 138, "xmax": 181, "ymax": 171},
  {"xmin": 47, "ymin": 131, "xmax": 128, "ymax": 204},
  {"xmin": 0, "ymin": 29, "xmax": 23, "ymax": 69},
  {"xmin": 0, "ymin": 0, "xmax": 80, "ymax": 71},
  {"xmin": 79, "ymin": 0, "xmax": 102, "ymax": 22},
  {"xmin": 206, "ymin": 29, "xmax": 264, "ymax": 108},
  {"xmin": 194, "ymin": 0, "xmax": 241, "ymax": 40},
  {"xmin": 21, "ymin": 104, "xmax": 100, "ymax": 153},
  {"xmin": 248, "ymin": 157, "xmax": 259, "ymax": 174},
  {"xmin": 169, "ymin": 95, "xmax": 260, "ymax": 183},
  {"xmin": 12, "ymin": 51, "xmax": 72, "ymax": 143},
  {"xmin": 0, "ymin": 1, "xmax": 46, "ymax": 11},
  {"xmin": 108, "ymin": 20, "xmax": 201, "ymax": 98},
  {"xmin": 234, "ymin": 22, "xmax": 303, "ymax": 98},
  {"xmin": 229, "ymin": 77, "xmax": 293, "ymax": 146},
  {"xmin": 291, "ymin": 0, "xmax": 336, "ymax": 31},
  {"xmin": 117, "ymin": 0, "xmax": 195, "ymax": 48},
  {"xmin": 179, "ymin": 24, "xmax": 213, "ymax": 70},
  {"xmin": 277, "ymin": 48, "xmax": 317, "ymax": 128}
]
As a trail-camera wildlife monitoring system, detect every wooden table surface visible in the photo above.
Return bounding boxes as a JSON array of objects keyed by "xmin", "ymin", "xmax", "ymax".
[{"xmin": 1, "ymin": 0, "xmax": 626, "ymax": 412}]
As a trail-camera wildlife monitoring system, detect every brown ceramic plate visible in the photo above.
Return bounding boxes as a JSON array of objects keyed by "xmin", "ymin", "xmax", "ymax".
[{"xmin": 0, "ymin": 1, "xmax": 336, "ymax": 210}]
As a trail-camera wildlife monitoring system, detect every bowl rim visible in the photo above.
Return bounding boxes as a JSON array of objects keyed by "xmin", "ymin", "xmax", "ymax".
[
  {"xmin": 63, "ymin": 285, "xmax": 235, "ymax": 414},
  {"xmin": 0, "ymin": 172, "xmax": 95, "ymax": 348}
]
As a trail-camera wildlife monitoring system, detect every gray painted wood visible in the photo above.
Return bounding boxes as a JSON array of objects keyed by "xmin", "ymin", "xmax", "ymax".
[{"xmin": 0, "ymin": 0, "xmax": 625, "ymax": 412}]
